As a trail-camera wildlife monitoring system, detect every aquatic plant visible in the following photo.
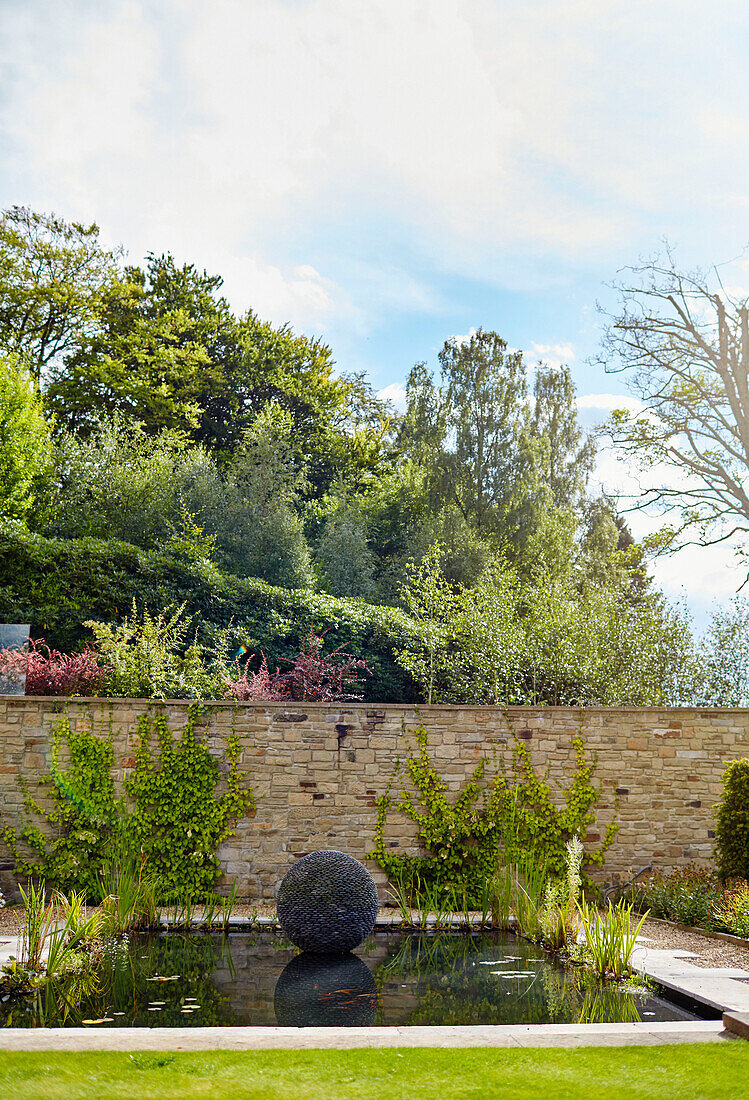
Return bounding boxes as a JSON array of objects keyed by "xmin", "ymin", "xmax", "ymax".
[{"xmin": 578, "ymin": 897, "xmax": 648, "ymax": 980}]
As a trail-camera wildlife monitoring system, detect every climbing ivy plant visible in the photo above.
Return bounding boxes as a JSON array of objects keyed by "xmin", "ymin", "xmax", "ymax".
[
  {"xmin": 123, "ymin": 710, "xmax": 254, "ymax": 898},
  {"xmin": 370, "ymin": 724, "xmax": 617, "ymax": 905},
  {"xmin": 1, "ymin": 705, "xmax": 255, "ymax": 901},
  {"xmin": 1, "ymin": 714, "xmax": 118, "ymax": 899}
]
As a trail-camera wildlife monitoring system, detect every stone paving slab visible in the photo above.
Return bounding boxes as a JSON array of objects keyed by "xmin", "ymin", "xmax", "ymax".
[
  {"xmin": 0, "ymin": 1022, "xmax": 729, "ymax": 1051},
  {"xmin": 723, "ymin": 1012, "xmax": 749, "ymax": 1041}
]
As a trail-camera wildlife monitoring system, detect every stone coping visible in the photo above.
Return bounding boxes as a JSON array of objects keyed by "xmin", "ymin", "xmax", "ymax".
[
  {"xmin": 0, "ymin": 1022, "xmax": 729, "ymax": 1051},
  {"xmin": 8, "ymin": 697, "xmax": 749, "ymax": 714}
]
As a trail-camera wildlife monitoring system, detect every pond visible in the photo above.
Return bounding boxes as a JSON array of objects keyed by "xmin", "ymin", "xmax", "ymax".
[{"xmin": 1, "ymin": 930, "xmax": 704, "ymax": 1028}]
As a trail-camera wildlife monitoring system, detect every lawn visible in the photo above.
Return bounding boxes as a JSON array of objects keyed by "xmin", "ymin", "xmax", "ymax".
[{"xmin": 0, "ymin": 1044, "xmax": 746, "ymax": 1099}]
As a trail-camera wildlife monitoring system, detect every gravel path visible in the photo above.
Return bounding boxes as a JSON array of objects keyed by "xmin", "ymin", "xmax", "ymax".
[{"xmin": 638, "ymin": 917, "xmax": 749, "ymax": 970}]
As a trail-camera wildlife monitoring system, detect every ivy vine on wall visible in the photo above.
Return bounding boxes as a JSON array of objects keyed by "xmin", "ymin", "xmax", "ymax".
[
  {"xmin": 370, "ymin": 723, "xmax": 618, "ymax": 904},
  {"xmin": 0, "ymin": 704, "xmax": 255, "ymax": 901}
]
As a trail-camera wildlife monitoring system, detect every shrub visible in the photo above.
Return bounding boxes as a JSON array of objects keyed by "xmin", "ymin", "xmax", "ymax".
[
  {"xmin": 86, "ymin": 602, "xmax": 222, "ymax": 699},
  {"xmin": 225, "ymin": 630, "xmax": 371, "ymax": 702},
  {"xmin": 282, "ymin": 628, "xmax": 371, "ymax": 701},
  {"xmin": 715, "ymin": 759, "xmax": 749, "ymax": 881},
  {"xmin": 0, "ymin": 524, "xmax": 421, "ymax": 702},
  {"xmin": 713, "ymin": 881, "xmax": 749, "ymax": 938},
  {"xmin": 630, "ymin": 866, "xmax": 722, "ymax": 927},
  {"xmin": 223, "ymin": 654, "xmax": 288, "ymax": 701},
  {"xmin": 0, "ymin": 638, "xmax": 107, "ymax": 696}
]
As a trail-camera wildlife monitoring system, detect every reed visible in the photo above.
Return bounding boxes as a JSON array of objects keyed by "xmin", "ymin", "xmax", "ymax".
[
  {"xmin": 578, "ymin": 897, "xmax": 649, "ymax": 980},
  {"xmin": 99, "ymin": 855, "xmax": 158, "ymax": 934},
  {"xmin": 18, "ymin": 883, "xmax": 56, "ymax": 972},
  {"xmin": 219, "ymin": 879, "xmax": 238, "ymax": 933},
  {"xmin": 511, "ymin": 858, "xmax": 547, "ymax": 941}
]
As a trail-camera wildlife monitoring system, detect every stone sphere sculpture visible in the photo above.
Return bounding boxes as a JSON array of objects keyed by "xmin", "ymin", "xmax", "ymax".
[
  {"xmin": 276, "ymin": 849, "xmax": 379, "ymax": 954},
  {"xmin": 274, "ymin": 952, "xmax": 377, "ymax": 1027}
]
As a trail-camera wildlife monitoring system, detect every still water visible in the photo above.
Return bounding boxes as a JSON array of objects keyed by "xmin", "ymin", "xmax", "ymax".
[{"xmin": 1, "ymin": 930, "xmax": 702, "ymax": 1028}]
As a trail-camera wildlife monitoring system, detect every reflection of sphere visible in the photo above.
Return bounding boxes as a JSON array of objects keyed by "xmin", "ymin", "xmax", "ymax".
[
  {"xmin": 277, "ymin": 850, "xmax": 379, "ymax": 953},
  {"xmin": 274, "ymin": 952, "xmax": 377, "ymax": 1027}
]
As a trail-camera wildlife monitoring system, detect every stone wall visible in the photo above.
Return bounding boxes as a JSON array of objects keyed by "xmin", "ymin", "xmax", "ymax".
[{"xmin": 1, "ymin": 698, "xmax": 746, "ymax": 902}]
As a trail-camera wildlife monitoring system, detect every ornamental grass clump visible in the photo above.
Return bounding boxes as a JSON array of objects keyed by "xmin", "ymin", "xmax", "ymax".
[
  {"xmin": 578, "ymin": 897, "xmax": 648, "ymax": 980},
  {"xmin": 541, "ymin": 836, "xmax": 583, "ymax": 951}
]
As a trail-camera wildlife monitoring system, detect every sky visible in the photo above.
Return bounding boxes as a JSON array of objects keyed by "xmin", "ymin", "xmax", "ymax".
[{"xmin": 2, "ymin": 0, "xmax": 749, "ymax": 629}]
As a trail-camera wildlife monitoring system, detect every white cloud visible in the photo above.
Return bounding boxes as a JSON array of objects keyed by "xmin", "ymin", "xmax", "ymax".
[
  {"xmin": 3, "ymin": 0, "xmax": 749, "ymax": 329},
  {"xmin": 450, "ymin": 327, "xmax": 480, "ymax": 345},
  {"xmin": 529, "ymin": 342, "xmax": 575, "ymax": 367},
  {"xmin": 377, "ymin": 382, "xmax": 408, "ymax": 413}
]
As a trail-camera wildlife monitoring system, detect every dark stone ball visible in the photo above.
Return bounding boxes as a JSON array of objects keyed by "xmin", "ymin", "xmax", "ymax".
[
  {"xmin": 274, "ymin": 951, "xmax": 377, "ymax": 1027},
  {"xmin": 276, "ymin": 849, "xmax": 379, "ymax": 954}
]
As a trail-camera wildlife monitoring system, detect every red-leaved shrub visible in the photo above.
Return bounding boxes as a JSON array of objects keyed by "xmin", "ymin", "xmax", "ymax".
[
  {"xmin": 0, "ymin": 639, "xmax": 108, "ymax": 696},
  {"xmin": 283, "ymin": 628, "xmax": 370, "ymax": 702},
  {"xmin": 223, "ymin": 654, "xmax": 289, "ymax": 701},
  {"xmin": 224, "ymin": 630, "xmax": 371, "ymax": 703}
]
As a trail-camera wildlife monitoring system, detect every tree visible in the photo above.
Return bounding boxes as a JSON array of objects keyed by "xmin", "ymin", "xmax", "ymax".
[
  {"xmin": 46, "ymin": 250, "xmax": 391, "ymax": 495},
  {"xmin": 398, "ymin": 331, "xmax": 595, "ymax": 579},
  {"xmin": 598, "ymin": 253, "xmax": 749, "ymax": 558},
  {"xmin": 0, "ymin": 352, "xmax": 52, "ymax": 521},
  {"xmin": 220, "ymin": 402, "xmax": 314, "ymax": 587},
  {"xmin": 0, "ymin": 206, "xmax": 119, "ymax": 381},
  {"xmin": 438, "ymin": 329, "xmax": 530, "ymax": 533},
  {"xmin": 315, "ymin": 484, "xmax": 377, "ymax": 598},
  {"xmin": 531, "ymin": 364, "xmax": 594, "ymax": 509},
  {"xmin": 46, "ymin": 254, "xmax": 238, "ymax": 442}
]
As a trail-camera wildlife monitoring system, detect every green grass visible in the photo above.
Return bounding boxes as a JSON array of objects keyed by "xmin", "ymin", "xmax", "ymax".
[{"xmin": 0, "ymin": 1045, "xmax": 746, "ymax": 1099}]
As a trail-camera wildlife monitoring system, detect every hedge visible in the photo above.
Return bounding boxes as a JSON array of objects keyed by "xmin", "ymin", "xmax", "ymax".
[{"xmin": 0, "ymin": 523, "xmax": 422, "ymax": 702}]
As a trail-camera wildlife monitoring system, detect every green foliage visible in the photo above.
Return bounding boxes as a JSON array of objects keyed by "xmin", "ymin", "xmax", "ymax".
[
  {"xmin": 715, "ymin": 759, "xmax": 749, "ymax": 881},
  {"xmin": 629, "ymin": 866, "xmax": 749, "ymax": 938},
  {"xmin": 0, "ymin": 708, "xmax": 255, "ymax": 902},
  {"xmin": 0, "ymin": 352, "xmax": 52, "ymax": 520},
  {"xmin": 697, "ymin": 600, "xmax": 749, "ymax": 706},
  {"xmin": 370, "ymin": 725, "xmax": 617, "ymax": 905},
  {"xmin": 85, "ymin": 601, "xmax": 222, "ymax": 700},
  {"xmin": 0, "ymin": 523, "xmax": 422, "ymax": 701},
  {"xmin": 578, "ymin": 897, "xmax": 647, "ymax": 980},
  {"xmin": 395, "ymin": 546, "xmax": 698, "ymax": 706},
  {"xmin": 0, "ymin": 206, "xmax": 119, "ymax": 381},
  {"xmin": 396, "ymin": 543, "xmax": 458, "ymax": 704},
  {"xmin": 123, "ymin": 710, "xmax": 255, "ymax": 899},
  {"xmin": 630, "ymin": 867, "xmax": 723, "ymax": 928},
  {"xmin": 1, "ymin": 715, "xmax": 118, "ymax": 899}
]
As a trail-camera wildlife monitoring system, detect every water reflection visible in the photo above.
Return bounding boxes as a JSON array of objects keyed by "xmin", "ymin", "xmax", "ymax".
[
  {"xmin": 0, "ymin": 930, "xmax": 701, "ymax": 1029},
  {"xmin": 274, "ymin": 953, "xmax": 377, "ymax": 1027}
]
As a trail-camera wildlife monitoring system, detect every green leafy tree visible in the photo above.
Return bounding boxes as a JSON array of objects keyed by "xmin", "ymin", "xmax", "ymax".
[
  {"xmin": 0, "ymin": 206, "xmax": 119, "ymax": 382},
  {"xmin": 531, "ymin": 364, "xmax": 595, "ymax": 510},
  {"xmin": 697, "ymin": 599, "xmax": 749, "ymax": 706},
  {"xmin": 437, "ymin": 330, "xmax": 531, "ymax": 533},
  {"xmin": 221, "ymin": 401, "xmax": 314, "ymax": 587},
  {"xmin": 397, "ymin": 543, "xmax": 458, "ymax": 704},
  {"xmin": 46, "ymin": 251, "xmax": 391, "ymax": 495},
  {"xmin": 715, "ymin": 759, "xmax": 749, "ymax": 881},
  {"xmin": 0, "ymin": 352, "xmax": 52, "ymax": 521},
  {"xmin": 398, "ymin": 332, "xmax": 596, "ymax": 583},
  {"xmin": 37, "ymin": 415, "xmax": 212, "ymax": 546},
  {"xmin": 315, "ymin": 483, "xmax": 377, "ymax": 598},
  {"xmin": 46, "ymin": 255, "xmax": 236, "ymax": 442}
]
